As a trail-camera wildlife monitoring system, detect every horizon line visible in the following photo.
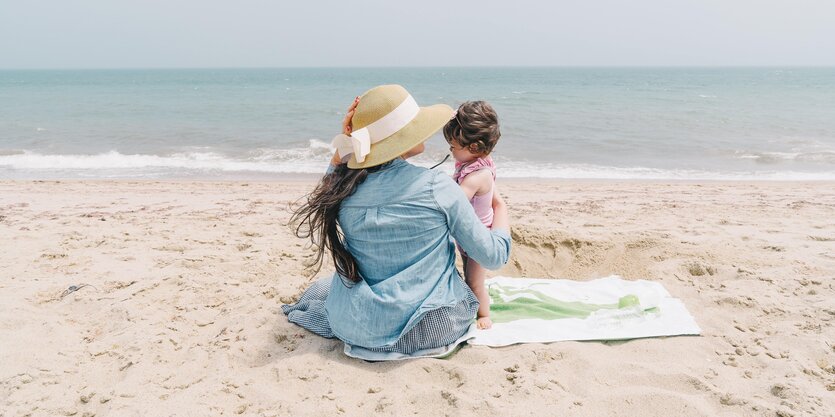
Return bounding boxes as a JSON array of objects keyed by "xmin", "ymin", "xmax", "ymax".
[{"xmin": 2, "ymin": 64, "xmax": 835, "ymax": 71}]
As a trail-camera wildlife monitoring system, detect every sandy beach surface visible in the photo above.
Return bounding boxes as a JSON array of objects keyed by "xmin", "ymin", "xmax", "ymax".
[{"xmin": 1, "ymin": 179, "xmax": 833, "ymax": 417}]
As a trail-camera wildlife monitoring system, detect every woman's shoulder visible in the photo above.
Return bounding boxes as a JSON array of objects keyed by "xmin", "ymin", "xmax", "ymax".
[
  {"xmin": 396, "ymin": 162, "xmax": 450, "ymax": 197},
  {"xmin": 344, "ymin": 160, "xmax": 442, "ymax": 207},
  {"xmin": 391, "ymin": 159, "xmax": 442, "ymax": 185}
]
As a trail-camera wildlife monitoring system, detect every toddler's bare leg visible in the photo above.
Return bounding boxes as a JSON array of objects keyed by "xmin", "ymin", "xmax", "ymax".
[{"xmin": 465, "ymin": 257, "xmax": 493, "ymax": 329}]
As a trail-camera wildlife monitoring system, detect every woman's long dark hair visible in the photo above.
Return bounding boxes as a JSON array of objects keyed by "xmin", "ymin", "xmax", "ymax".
[{"xmin": 290, "ymin": 162, "xmax": 379, "ymax": 283}]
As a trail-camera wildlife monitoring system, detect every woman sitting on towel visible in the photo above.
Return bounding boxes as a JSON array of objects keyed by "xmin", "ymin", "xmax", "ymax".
[{"xmin": 283, "ymin": 85, "xmax": 511, "ymax": 356}]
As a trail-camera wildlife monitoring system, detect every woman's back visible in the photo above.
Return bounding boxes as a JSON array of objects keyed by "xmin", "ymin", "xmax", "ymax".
[
  {"xmin": 326, "ymin": 158, "xmax": 510, "ymax": 347},
  {"xmin": 339, "ymin": 159, "xmax": 450, "ymax": 284}
]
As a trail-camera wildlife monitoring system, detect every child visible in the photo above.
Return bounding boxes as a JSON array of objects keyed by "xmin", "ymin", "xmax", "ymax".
[{"xmin": 442, "ymin": 101, "xmax": 501, "ymax": 330}]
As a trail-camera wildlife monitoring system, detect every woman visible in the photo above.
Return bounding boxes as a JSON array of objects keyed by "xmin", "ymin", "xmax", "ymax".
[{"xmin": 284, "ymin": 85, "xmax": 511, "ymax": 357}]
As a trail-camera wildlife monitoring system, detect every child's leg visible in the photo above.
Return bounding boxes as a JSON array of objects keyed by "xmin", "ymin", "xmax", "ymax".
[{"xmin": 465, "ymin": 256, "xmax": 493, "ymax": 329}]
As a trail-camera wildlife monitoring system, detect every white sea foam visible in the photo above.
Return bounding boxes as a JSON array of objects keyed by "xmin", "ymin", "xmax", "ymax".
[
  {"xmin": 495, "ymin": 162, "xmax": 835, "ymax": 180},
  {"xmin": 0, "ymin": 140, "xmax": 334, "ymax": 177},
  {"xmin": 0, "ymin": 152, "xmax": 329, "ymax": 174},
  {"xmin": 734, "ymin": 150, "xmax": 835, "ymax": 164},
  {"xmin": 2, "ymin": 142, "xmax": 835, "ymax": 180}
]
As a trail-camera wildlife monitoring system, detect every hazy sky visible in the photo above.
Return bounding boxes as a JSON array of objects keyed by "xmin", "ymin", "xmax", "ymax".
[{"xmin": 1, "ymin": 0, "xmax": 833, "ymax": 68}]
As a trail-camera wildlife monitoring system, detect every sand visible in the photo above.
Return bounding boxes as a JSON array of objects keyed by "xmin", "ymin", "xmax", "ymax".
[{"xmin": 0, "ymin": 179, "xmax": 833, "ymax": 417}]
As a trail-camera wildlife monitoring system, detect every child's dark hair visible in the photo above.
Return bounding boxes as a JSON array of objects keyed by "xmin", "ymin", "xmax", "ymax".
[{"xmin": 443, "ymin": 101, "xmax": 501, "ymax": 156}]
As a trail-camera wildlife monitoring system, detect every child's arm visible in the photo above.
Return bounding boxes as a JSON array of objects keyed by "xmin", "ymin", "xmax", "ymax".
[{"xmin": 457, "ymin": 169, "xmax": 493, "ymax": 200}]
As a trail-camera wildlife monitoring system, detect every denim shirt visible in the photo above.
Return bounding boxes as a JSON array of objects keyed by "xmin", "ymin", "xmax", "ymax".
[{"xmin": 324, "ymin": 158, "xmax": 512, "ymax": 348}]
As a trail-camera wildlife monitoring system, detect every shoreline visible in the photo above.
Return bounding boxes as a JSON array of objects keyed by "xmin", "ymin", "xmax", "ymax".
[{"xmin": 4, "ymin": 177, "xmax": 835, "ymax": 185}]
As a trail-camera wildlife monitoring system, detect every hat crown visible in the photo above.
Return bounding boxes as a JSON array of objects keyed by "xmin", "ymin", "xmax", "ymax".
[{"xmin": 352, "ymin": 85, "xmax": 410, "ymax": 131}]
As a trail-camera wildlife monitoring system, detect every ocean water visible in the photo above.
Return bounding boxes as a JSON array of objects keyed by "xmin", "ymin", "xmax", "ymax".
[{"xmin": 1, "ymin": 67, "xmax": 834, "ymax": 180}]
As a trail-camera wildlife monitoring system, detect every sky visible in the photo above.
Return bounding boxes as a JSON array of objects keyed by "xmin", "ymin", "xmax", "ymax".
[{"xmin": 1, "ymin": 0, "xmax": 834, "ymax": 69}]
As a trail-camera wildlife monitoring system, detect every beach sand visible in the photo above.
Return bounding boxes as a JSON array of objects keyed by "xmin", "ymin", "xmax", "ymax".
[{"xmin": 1, "ymin": 179, "xmax": 833, "ymax": 416}]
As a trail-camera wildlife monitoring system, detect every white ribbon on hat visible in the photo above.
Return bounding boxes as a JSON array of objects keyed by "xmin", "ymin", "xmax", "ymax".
[{"xmin": 331, "ymin": 94, "xmax": 420, "ymax": 163}]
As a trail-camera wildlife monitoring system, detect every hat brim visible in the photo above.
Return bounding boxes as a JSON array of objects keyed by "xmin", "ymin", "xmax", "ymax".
[{"xmin": 347, "ymin": 104, "xmax": 454, "ymax": 169}]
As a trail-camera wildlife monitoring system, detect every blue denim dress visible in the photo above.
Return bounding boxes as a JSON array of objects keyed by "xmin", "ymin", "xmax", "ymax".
[{"xmin": 283, "ymin": 158, "xmax": 511, "ymax": 352}]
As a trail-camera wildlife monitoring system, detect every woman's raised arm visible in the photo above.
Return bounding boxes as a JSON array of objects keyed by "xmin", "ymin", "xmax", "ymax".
[{"xmin": 329, "ymin": 96, "xmax": 361, "ymax": 167}]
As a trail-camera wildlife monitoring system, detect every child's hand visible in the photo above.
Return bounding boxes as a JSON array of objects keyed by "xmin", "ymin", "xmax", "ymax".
[{"xmin": 477, "ymin": 316, "xmax": 493, "ymax": 330}]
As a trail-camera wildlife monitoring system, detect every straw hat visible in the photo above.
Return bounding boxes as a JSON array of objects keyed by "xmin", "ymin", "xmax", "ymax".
[{"xmin": 333, "ymin": 85, "xmax": 454, "ymax": 169}]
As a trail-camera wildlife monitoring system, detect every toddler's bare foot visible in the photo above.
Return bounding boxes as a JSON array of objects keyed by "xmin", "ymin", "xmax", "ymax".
[{"xmin": 476, "ymin": 316, "xmax": 493, "ymax": 330}]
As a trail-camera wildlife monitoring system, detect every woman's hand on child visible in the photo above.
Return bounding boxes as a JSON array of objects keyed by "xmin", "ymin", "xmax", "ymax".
[
  {"xmin": 490, "ymin": 188, "xmax": 509, "ymax": 233},
  {"xmin": 491, "ymin": 188, "xmax": 506, "ymax": 210}
]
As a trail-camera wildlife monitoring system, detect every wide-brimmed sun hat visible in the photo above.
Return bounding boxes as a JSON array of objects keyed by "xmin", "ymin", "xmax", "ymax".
[{"xmin": 331, "ymin": 85, "xmax": 454, "ymax": 169}]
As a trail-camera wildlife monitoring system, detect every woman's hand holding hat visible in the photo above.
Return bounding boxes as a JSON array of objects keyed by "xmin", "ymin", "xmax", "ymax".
[
  {"xmin": 342, "ymin": 96, "xmax": 360, "ymax": 135},
  {"xmin": 330, "ymin": 97, "xmax": 361, "ymax": 166}
]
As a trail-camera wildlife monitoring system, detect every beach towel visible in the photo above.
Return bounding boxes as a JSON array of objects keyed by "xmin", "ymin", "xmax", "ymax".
[{"xmin": 342, "ymin": 275, "xmax": 700, "ymax": 361}]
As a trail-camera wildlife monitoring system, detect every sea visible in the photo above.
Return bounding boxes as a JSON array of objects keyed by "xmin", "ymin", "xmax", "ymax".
[{"xmin": 1, "ymin": 67, "xmax": 834, "ymax": 180}]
